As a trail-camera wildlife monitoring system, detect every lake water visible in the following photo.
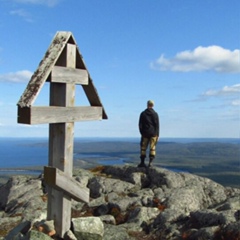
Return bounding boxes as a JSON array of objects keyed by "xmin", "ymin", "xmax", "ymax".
[{"xmin": 0, "ymin": 137, "xmax": 238, "ymax": 175}]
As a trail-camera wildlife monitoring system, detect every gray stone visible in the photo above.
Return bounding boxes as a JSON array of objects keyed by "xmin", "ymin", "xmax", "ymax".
[
  {"xmin": 187, "ymin": 226, "xmax": 219, "ymax": 240},
  {"xmin": 190, "ymin": 210, "xmax": 229, "ymax": 227},
  {"xmin": 72, "ymin": 217, "xmax": 104, "ymax": 240},
  {"xmin": 166, "ymin": 187, "xmax": 204, "ymax": 214},
  {"xmin": 153, "ymin": 208, "xmax": 184, "ymax": 226},
  {"xmin": 124, "ymin": 207, "xmax": 160, "ymax": 231},
  {"xmin": 103, "ymin": 224, "xmax": 134, "ymax": 240},
  {"xmin": 94, "ymin": 204, "xmax": 110, "ymax": 216},
  {"xmin": 1, "ymin": 165, "xmax": 240, "ymax": 240},
  {"xmin": 74, "ymin": 168, "xmax": 93, "ymax": 188},
  {"xmin": 25, "ymin": 230, "xmax": 53, "ymax": 240},
  {"xmin": 0, "ymin": 176, "xmax": 47, "ymax": 222},
  {"xmin": 99, "ymin": 215, "xmax": 116, "ymax": 225},
  {"xmin": 88, "ymin": 195, "xmax": 106, "ymax": 208},
  {"xmin": 88, "ymin": 175, "xmax": 135, "ymax": 199},
  {"xmin": 108, "ymin": 195, "xmax": 140, "ymax": 212},
  {"xmin": 64, "ymin": 230, "xmax": 77, "ymax": 240},
  {"xmin": 216, "ymin": 195, "xmax": 240, "ymax": 211}
]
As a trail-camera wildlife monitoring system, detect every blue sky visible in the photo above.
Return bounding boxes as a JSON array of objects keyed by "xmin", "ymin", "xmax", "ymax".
[{"xmin": 0, "ymin": 0, "xmax": 239, "ymax": 138}]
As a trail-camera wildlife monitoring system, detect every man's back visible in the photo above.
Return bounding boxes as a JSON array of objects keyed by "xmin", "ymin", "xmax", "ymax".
[
  {"xmin": 138, "ymin": 100, "xmax": 160, "ymax": 168},
  {"xmin": 139, "ymin": 108, "xmax": 159, "ymax": 138}
]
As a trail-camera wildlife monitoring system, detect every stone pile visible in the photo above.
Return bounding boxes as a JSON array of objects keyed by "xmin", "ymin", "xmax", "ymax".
[{"xmin": 0, "ymin": 165, "xmax": 239, "ymax": 239}]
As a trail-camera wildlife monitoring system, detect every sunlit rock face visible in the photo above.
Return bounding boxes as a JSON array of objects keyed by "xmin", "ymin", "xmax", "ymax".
[{"xmin": 1, "ymin": 166, "xmax": 240, "ymax": 240}]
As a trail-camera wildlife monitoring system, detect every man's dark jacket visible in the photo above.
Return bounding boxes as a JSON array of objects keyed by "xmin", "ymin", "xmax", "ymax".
[{"xmin": 139, "ymin": 108, "xmax": 159, "ymax": 138}]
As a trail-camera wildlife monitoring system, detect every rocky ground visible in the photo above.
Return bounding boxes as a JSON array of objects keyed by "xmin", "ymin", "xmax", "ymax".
[{"xmin": 0, "ymin": 165, "xmax": 239, "ymax": 240}]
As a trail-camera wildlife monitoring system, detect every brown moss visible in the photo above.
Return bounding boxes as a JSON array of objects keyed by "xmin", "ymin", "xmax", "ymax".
[
  {"xmin": 128, "ymin": 231, "xmax": 159, "ymax": 240},
  {"xmin": 89, "ymin": 166, "xmax": 106, "ymax": 173},
  {"xmin": 152, "ymin": 197, "xmax": 166, "ymax": 211},
  {"xmin": 181, "ymin": 231, "xmax": 190, "ymax": 239},
  {"xmin": 109, "ymin": 206, "xmax": 128, "ymax": 225},
  {"xmin": 109, "ymin": 207, "xmax": 121, "ymax": 218},
  {"xmin": 41, "ymin": 194, "xmax": 48, "ymax": 202},
  {"xmin": 0, "ymin": 220, "xmax": 21, "ymax": 238},
  {"xmin": 89, "ymin": 166, "xmax": 114, "ymax": 178},
  {"xmin": 9, "ymin": 213, "xmax": 23, "ymax": 218},
  {"xmin": 71, "ymin": 204, "xmax": 95, "ymax": 218},
  {"xmin": 214, "ymin": 228, "xmax": 240, "ymax": 240}
]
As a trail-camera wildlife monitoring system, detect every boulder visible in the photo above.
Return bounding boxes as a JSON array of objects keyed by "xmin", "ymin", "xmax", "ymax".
[
  {"xmin": 25, "ymin": 230, "xmax": 53, "ymax": 240},
  {"xmin": 0, "ymin": 165, "xmax": 239, "ymax": 240},
  {"xmin": 0, "ymin": 175, "xmax": 47, "ymax": 222},
  {"xmin": 64, "ymin": 229, "xmax": 77, "ymax": 240},
  {"xmin": 72, "ymin": 217, "xmax": 104, "ymax": 240}
]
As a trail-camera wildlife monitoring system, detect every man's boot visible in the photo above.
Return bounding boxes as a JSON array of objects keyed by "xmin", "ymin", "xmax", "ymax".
[
  {"xmin": 149, "ymin": 157, "xmax": 154, "ymax": 167},
  {"xmin": 138, "ymin": 156, "xmax": 146, "ymax": 168}
]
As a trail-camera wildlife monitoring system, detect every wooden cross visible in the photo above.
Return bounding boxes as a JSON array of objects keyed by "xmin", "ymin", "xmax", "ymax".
[{"xmin": 17, "ymin": 32, "xmax": 107, "ymax": 238}]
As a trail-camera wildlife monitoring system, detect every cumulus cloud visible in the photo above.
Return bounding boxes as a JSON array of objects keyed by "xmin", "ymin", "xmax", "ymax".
[
  {"xmin": 13, "ymin": 0, "xmax": 61, "ymax": 7},
  {"xmin": 0, "ymin": 70, "xmax": 32, "ymax": 83},
  {"xmin": 151, "ymin": 46, "xmax": 240, "ymax": 73}
]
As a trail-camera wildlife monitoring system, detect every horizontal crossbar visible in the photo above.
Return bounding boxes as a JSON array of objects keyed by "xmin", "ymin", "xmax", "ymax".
[
  {"xmin": 44, "ymin": 166, "xmax": 89, "ymax": 203},
  {"xmin": 18, "ymin": 106, "xmax": 103, "ymax": 124}
]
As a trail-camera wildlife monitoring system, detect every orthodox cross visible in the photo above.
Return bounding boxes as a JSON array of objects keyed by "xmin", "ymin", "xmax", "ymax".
[{"xmin": 17, "ymin": 31, "xmax": 107, "ymax": 238}]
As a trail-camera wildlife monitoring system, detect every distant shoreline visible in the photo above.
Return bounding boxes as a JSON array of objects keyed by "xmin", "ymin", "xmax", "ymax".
[
  {"xmin": 0, "ymin": 137, "xmax": 239, "ymax": 144},
  {"xmin": 0, "ymin": 139, "xmax": 239, "ymax": 188}
]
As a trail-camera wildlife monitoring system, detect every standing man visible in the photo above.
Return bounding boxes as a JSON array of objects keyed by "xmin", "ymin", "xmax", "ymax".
[{"xmin": 138, "ymin": 100, "xmax": 160, "ymax": 168}]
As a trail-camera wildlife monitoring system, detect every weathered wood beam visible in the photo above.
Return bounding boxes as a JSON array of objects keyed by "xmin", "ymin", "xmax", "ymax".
[
  {"xmin": 51, "ymin": 66, "xmax": 88, "ymax": 85},
  {"xmin": 18, "ymin": 106, "xmax": 103, "ymax": 124},
  {"xmin": 48, "ymin": 43, "xmax": 75, "ymax": 238},
  {"xmin": 82, "ymin": 77, "xmax": 108, "ymax": 120},
  {"xmin": 17, "ymin": 32, "xmax": 73, "ymax": 107},
  {"xmin": 74, "ymin": 43, "xmax": 108, "ymax": 120},
  {"xmin": 44, "ymin": 166, "xmax": 89, "ymax": 203}
]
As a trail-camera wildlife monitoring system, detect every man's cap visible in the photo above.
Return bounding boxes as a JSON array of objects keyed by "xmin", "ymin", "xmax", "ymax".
[{"xmin": 147, "ymin": 100, "xmax": 154, "ymax": 106}]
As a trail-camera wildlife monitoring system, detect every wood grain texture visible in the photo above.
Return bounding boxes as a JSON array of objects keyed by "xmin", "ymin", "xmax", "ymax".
[
  {"xmin": 51, "ymin": 66, "xmax": 88, "ymax": 84},
  {"xmin": 18, "ymin": 106, "xmax": 103, "ymax": 124},
  {"xmin": 48, "ymin": 43, "xmax": 75, "ymax": 238},
  {"xmin": 44, "ymin": 166, "xmax": 89, "ymax": 203},
  {"xmin": 17, "ymin": 31, "xmax": 108, "ymax": 119},
  {"xmin": 17, "ymin": 32, "xmax": 72, "ymax": 107}
]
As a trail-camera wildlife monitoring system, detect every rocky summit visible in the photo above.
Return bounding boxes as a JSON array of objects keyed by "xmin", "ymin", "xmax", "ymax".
[{"xmin": 0, "ymin": 165, "xmax": 240, "ymax": 240}]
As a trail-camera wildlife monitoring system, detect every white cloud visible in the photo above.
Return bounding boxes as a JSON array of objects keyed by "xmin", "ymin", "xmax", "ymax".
[
  {"xmin": 10, "ymin": 9, "xmax": 28, "ymax": 17},
  {"xmin": 202, "ymin": 84, "xmax": 240, "ymax": 97},
  {"xmin": 151, "ymin": 46, "xmax": 240, "ymax": 73},
  {"xmin": 0, "ymin": 70, "xmax": 32, "ymax": 83},
  {"xmin": 199, "ymin": 84, "xmax": 240, "ymax": 108},
  {"xmin": 10, "ymin": 8, "xmax": 33, "ymax": 21},
  {"xmin": 13, "ymin": 0, "xmax": 61, "ymax": 7},
  {"xmin": 231, "ymin": 99, "xmax": 240, "ymax": 106}
]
